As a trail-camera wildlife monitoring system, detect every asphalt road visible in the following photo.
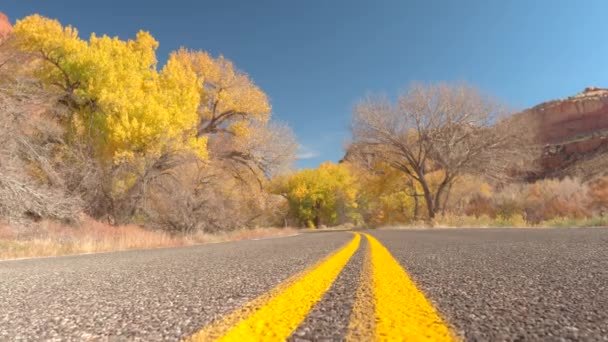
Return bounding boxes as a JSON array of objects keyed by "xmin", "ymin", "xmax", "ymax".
[{"xmin": 1, "ymin": 228, "xmax": 607, "ymax": 341}]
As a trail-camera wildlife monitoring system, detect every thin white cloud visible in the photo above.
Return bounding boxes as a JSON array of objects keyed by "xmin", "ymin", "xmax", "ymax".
[
  {"xmin": 296, "ymin": 151, "xmax": 320, "ymax": 159},
  {"xmin": 296, "ymin": 145, "xmax": 320, "ymax": 160}
]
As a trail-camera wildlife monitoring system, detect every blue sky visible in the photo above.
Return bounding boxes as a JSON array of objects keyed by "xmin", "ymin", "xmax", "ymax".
[{"xmin": 3, "ymin": 1, "xmax": 608, "ymax": 168}]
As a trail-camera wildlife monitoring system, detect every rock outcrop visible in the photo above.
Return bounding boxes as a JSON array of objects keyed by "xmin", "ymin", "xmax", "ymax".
[
  {"xmin": 0, "ymin": 12, "xmax": 12, "ymax": 40},
  {"xmin": 519, "ymin": 87, "xmax": 608, "ymax": 179},
  {"xmin": 529, "ymin": 87, "xmax": 608, "ymax": 144}
]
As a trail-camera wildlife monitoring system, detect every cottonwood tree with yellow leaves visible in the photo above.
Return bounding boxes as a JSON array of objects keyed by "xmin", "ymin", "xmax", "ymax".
[
  {"xmin": 271, "ymin": 163, "xmax": 360, "ymax": 228},
  {"xmin": 169, "ymin": 49, "xmax": 294, "ymax": 185},
  {"xmin": 163, "ymin": 49, "xmax": 296, "ymax": 231},
  {"xmin": 13, "ymin": 15, "xmax": 210, "ymax": 222},
  {"xmin": 168, "ymin": 49, "xmax": 271, "ymax": 137},
  {"xmin": 7, "ymin": 14, "xmax": 296, "ymax": 229},
  {"xmin": 348, "ymin": 161, "xmax": 420, "ymax": 225},
  {"xmin": 13, "ymin": 15, "xmax": 207, "ymax": 163}
]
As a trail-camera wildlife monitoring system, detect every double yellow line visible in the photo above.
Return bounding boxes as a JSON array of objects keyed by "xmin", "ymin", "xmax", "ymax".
[{"xmin": 186, "ymin": 233, "xmax": 457, "ymax": 341}]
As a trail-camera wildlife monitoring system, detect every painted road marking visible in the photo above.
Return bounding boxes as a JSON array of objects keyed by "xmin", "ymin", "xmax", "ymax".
[
  {"xmin": 346, "ymin": 237, "xmax": 375, "ymax": 341},
  {"xmin": 350, "ymin": 233, "xmax": 457, "ymax": 341},
  {"xmin": 186, "ymin": 233, "xmax": 361, "ymax": 341}
]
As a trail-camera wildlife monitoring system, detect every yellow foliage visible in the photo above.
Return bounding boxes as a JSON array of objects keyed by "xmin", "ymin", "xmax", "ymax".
[
  {"xmin": 271, "ymin": 163, "xmax": 359, "ymax": 227},
  {"xmin": 170, "ymin": 49, "xmax": 271, "ymax": 137},
  {"xmin": 13, "ymin": 15, "xmax": 207, "ymax": 163},
  {"xmin": 350, "ymin": 162, "xmax": 417, "ymax": 225},
  {"xmin": 11, "ymin": 14, "xmax": 87, "ymax": 86}
]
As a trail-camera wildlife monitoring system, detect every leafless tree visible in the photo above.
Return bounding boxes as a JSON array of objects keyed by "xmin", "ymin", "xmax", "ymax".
[
  {"xmin": 210, "ymin": 121, "xmax": 297, "ymax": 182},
  {"xmin": 351, "ymin": 82, "xmax": 536, "ymax": 220},
  {"xmin": 118, "ymin": 121, "xmax": 297, "ymax": 232},
  {"xmin": 0, "ymin": 40, "xmax": 82, "ymax": 224}
]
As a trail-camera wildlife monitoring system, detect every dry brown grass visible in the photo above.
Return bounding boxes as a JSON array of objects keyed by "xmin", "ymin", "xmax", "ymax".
[
  {"xmin": 378, "ymin": 213, "xmax": 608, "ymax": 229},
  {"xmin": 0, "ymin": 217, "xmax": 297, "ymax": 260}
]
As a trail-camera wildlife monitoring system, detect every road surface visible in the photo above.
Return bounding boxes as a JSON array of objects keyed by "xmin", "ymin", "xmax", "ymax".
[{"xmin": 1, "ymin": 228, "xmax": 607, "ymax": 341}]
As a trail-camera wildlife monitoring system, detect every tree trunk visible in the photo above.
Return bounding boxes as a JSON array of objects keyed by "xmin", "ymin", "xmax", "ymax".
[
  {"xmin": 441, "ymin": 182, "xmax": 454, "ymax": 215},
  {"xmin": 420, "ymin": 181, "xmax": 435, "ymax": 219},
  {"xmin": 313, "ymin": 199, "xmax": 322, "ymax": 228},
  {"xmin": 433, "ymin": 175, "xmax": 451, "ymax": 218},
  {"xmin": 413, "ymin": 194, "xmax": 419, "ymax": 220},
  {"xmin": 407, "ymin": 180, "xmax": 420, "ymax": 220}
]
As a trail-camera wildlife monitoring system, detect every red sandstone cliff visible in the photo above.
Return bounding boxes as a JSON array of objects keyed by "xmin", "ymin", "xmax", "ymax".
[
  {"xmin": 527, "ymin": 87, "xmax": 608, "ymax": 144},
  {"xmin": 518, "ymin": 87, "xmax": 608, "ymax": 179},
  {"xmin": 0, "ymin": 12, "xmax": 12, "ymax": 40}
]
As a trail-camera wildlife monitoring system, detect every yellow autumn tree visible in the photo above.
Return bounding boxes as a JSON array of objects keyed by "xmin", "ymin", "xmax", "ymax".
[
  {"xmin": 169, "ymin": 48, "xmax": 271, "ymax": 138},
  {"xmin": 351, "ymin": 162, "xmax": 417, "ymax": 225},
  {"xmin": 13, "ymin": 14, "xmax": 207, "ymax": 164},
  {"xmin": 10, "ymin": 14, "xmax": 297, "ymax": 228},
  {"xmin": 271, "ymin": 162, "xmax": 359, "ymax": 228},
  {"xmin": 167, "ymin": 49, "xmax": 279, "ymax": 187}
]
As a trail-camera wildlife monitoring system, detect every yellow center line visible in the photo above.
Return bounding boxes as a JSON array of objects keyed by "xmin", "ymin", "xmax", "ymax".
[
  {"xmin": 346, "ymin": 237, "xmax": 375, "ymax": 341},
  {"xmin": 186, "ymin": 233, "xmax": 361, "ymax": 341},
  {"xmin": 348, "ymin": 233, "xmax": 458, "ymax": 341}
]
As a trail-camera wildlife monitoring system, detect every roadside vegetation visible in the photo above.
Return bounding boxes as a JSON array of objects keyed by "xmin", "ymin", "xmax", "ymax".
[
  {"xmin": 1, "ymin": 14, "xmax": 607, "ymax": 259},
  {"xmin": 0, "ymin": 217, "xmax": 296, "ymax": 260},
  {"xmin": 0, "ymin": 14, "xmax": 296, "ymax": 258}
]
